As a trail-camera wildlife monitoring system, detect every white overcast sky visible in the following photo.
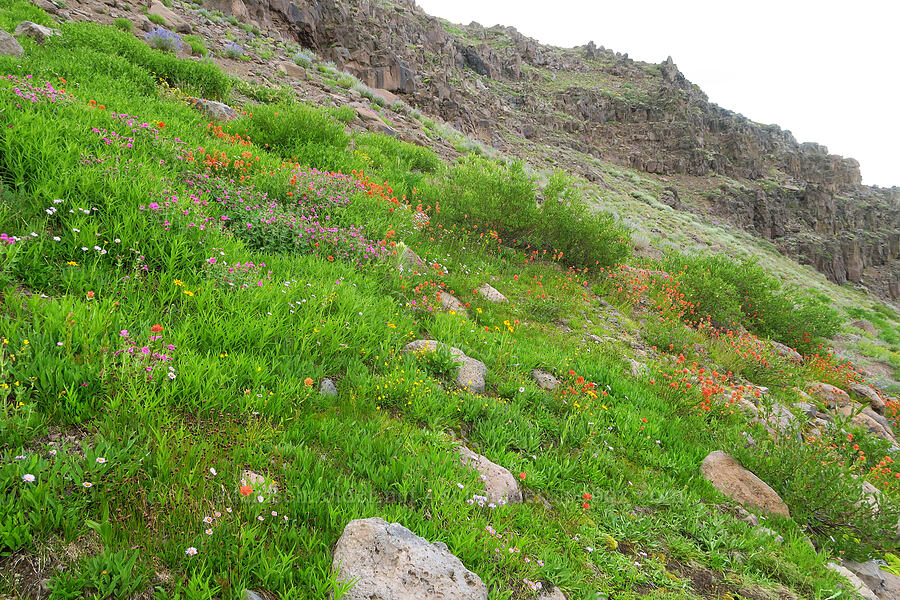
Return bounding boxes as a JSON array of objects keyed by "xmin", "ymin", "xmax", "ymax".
[{"xmin": 416, "ymin": 0, "xmax": 899, "ymax": 188}]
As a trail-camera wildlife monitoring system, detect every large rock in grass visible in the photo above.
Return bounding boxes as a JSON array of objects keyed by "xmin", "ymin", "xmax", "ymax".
[
  {"xmin": 13, "ymin": 21, "xmax": 60, "ymax": 43},
  {"xmin": 458, "ymin": 445, "xmax": 522, "ymax": 505},
  {"xmin": 476, "ymin": 283, "xmax": 507, "ymax": 303},
  {"xmin": 771, "ymin": 340, "xmax": 803, "ymax": 363},
  {"xmin": 807, "ymin": 381, "xmax": 851, "ymax": 408},
  {"xmin": 849, "ymin": 384, "xmax": 887, "ymax": 415},
  {"xmin": 187, "ymin": 97, "xmax": 239, "ymax": 121},
  {"xmin": 700, "ymin": 451, "xmax": 790, "ymax": 518},
  {"xmin": 0, "ymin": 30, "xmax": 24, "ymax": 57},
  {"xmin": 837, "ymin": 404, "xmax": 896, "ymax": 442},
  {"xmin": 826, "ymin": 563, "xmax": 879, "ymax": 600},
  {"xmin": 437, "ymin": 291, "xmax": 467, "ymax": 316},
  {"xmin": 402, "ymin": 340, "xmax": 487, "ymax": 394},
  {"xmin": 531, "ymin": 369, "xmax": 559, "ymax": 391},
  {"xmin": 843, "ymin": 560, "xmax": 900, "ymax": 600},
  {"xmin": 332, "ymin": 517, "xmax": 488, "ymax": 600},
  {"xmin": 149, "ymin": 0, "xmax": 192, "ymax": 33}
]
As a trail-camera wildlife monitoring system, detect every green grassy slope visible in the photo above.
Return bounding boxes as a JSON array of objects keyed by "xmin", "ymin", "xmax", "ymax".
[{"xmin": 1, "ymin": 6, "xmax": 899, "ymax": 600}]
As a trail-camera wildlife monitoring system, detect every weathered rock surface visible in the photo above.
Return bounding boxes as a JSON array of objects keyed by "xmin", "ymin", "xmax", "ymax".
[
  {"xmin": 241, "ymin": 469, "xmax": 277, "ymax": 496},
  {"xmin": 13, "ymin": 21, "xmax": 61, "ymax": 43},
  {"xmin": 188, "ymin": 97, "xmax": 239, "ymax": 120},
  {"xmin": 477, "ymin": 283, "xmax": 507, "ymax": 303},
  {"xmin": 319, "ymin": 378, "xmax": 337, "ymax": 397},
  {"xmin": 536, "ymin": 587, "xmax": 568, "ymax": 600},
  {"xmin": 458, "ymin": 445, "xmax": 522, "ymax": 505},
  {"xmin": 0, "ymin": 30, "xmax": 24, "ymax": 57},
  {"xmin": 531, "ymin": 369, "xmax": 559, "ymax": 391},
  {"xmin": 700, "ymin": 451, "xmax": 790, "ymax": 517},
  {"xmin": 837, "ymin": 404, "xmax": 896, "ymax": 442},
  {"xmin": 843, "ymin": 560, "xmax": 900, "ymax": 600},
  {"xmin": 826, "ymin": 562, "xmax": 879, "ymax": 600},
  {"xmin": 849, "ymin": 383, "xmax": 887, "ymax": 415},
  {"xmin": 807, "ymin": 382, "xmax": 851, "ymax": 408},
  {"xmin": 402, "ymin": 340, "xmax": 487, "ymax": 393},
  {"xmin": 149, "ymin": 0, "xmax": 192, "ymax": 32},
  {"xmin": 771, "ymin": 341, "xmax": 803, "ymax": 363},
  {"xmin": 332, "ymin": 517, "xmax": 489, "ymax": 600},
  {"xmin": 438, "ymin": 291, "xmax": 466, "ymax": 315}
]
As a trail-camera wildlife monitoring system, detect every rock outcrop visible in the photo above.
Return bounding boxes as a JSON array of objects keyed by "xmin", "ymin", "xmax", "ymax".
[
  {"xmin": 0, "ymin": 30, "xmax": 24, "ymax": 56},
  {"xmin": 332, "ymin": 517, "xmax": 489, "ymax": 600},
  {"xmin": 700, "ymin": 451, "xmax": 790, "ymax": 518}
]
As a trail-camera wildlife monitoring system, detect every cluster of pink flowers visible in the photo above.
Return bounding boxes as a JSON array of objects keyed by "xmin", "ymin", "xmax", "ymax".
[
  {"xmin": 5, "ymin": 74, "xmax": 75, "ymax": 105},
  {"xmin": 112, "ymin": 325, "xmax": 176, "ymax": 380}
]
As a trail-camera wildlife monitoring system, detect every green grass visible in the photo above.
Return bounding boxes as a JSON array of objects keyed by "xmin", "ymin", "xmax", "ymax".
[{"xmin": 0, "ymin": 5, "xmax": 895, "ymax": 600}]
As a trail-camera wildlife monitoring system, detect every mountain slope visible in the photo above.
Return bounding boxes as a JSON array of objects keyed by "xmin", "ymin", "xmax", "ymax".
[{"xmin": 3, "ymin": 1, "xmax": 900, "ymax": 599}]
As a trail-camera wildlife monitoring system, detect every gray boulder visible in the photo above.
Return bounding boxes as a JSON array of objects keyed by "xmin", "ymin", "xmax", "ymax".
[
  {"xmin": 458, "ymin": 445, "xmax": 522, "ymax": 505},
  {"xmin": 13, "ymin": 21, "xmax": 60, "ymax": 43},
  {"xmin": 826, "ymin": 563, "xmax": 879, "ymax": 600},
  {"xmin": 477, "ymin": 282, "xmax": 507, "ymax": 303},
  {"xmin": 0, "ymin": 30, "xmax": 24, "ymax": 57},
  {"xmin": 188, "ymin": 97, "xmax": 240, "ymax": 121},
  {"xmin": 531, "ymin": 369, "xmax": 559, "ymax": 391},
  {"xmin": 849, "ymin": 383, "xmax": 887, "ymax": 415},
  {"xmin": 333, "ymin": 517, "xmax": 488, "ymax": 600},
  {"xmin": 843, "ymin": 560, "xmax": 900, "ymax": 600},
  {"xmin": 319, "ymin": 378, "xmax": 337, "ymax": 397},
  {"xmin": 438, "ymin": 291, "xmax": 466, "ymax": 316}
]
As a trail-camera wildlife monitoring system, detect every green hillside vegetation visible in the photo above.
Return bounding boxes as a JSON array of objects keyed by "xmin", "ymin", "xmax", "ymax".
[{"xmin": 2, "ymin": 5, "xmax": 900, "ymax": 599}]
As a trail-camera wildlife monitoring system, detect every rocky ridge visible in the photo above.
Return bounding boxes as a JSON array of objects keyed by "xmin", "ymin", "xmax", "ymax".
[{"xmin": 188, "ymin": 0, "xmax": 899, "ymax": 299}]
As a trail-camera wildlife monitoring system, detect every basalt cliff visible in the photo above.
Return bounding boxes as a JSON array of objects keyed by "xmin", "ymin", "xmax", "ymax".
[{"xmin": 204, "ymin": 0, "xmax": 899, "ymax": 297}]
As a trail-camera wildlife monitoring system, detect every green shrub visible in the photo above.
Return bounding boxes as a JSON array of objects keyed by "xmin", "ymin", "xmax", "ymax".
[
  {"xmin": 51, "ymin": 22, "xmax": 231, "ymax": 99},
  {"xmin": 147, "ymin": 12, "xmax": 165, "ymax": 25},
  {"xmin": 225, "ymin": 14, "xmax": 238, "ymax": 26},
  {"xmin": 112, "ymin": 17, "xmax": 133, "ymax": 32},
  {"xmin": 325, "ymin": 105, "xmax": 355, "ymax": 125},
  {"xmin": 733, "ymin": 426, "xmax": 900, "ymax": 560},
  {"xmin": 355, "ymin": 133, "xmax": 441, "ymax": 174},
  {"xmin": 183, "ymin": 34, "xmax": 207, "ymax": 56},
  {"xmin": 660, "ymin": 252, "xmax": 841, "ymax": 352},
  {"xmin": 424, "ymin": 159, "xmax": 630, "ymax": 269}
]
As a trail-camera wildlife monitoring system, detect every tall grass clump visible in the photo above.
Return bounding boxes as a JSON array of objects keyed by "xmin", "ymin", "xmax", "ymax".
[{"xmin": 50, "ymin": 21, "xmax": 230, "ymax": 99}]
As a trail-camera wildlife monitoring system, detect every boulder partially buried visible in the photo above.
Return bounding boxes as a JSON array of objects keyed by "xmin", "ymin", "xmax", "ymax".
[
  {"xmin": 332, "ymin": 517, "xmax": 489, "ymax": 600},
  {"xmin": 531, "ymin": 369, "xmax": 559, "ymax": 391},
  {"xmin": 458, "ymin": 445, "xmax": 522, "ymax": 505},
  {"xmin": 13, "ymin": 21, "xmax": 60, "ymax": 43},
  {"xmin": 700, "ymin": 451, "xmax": 790, "ymax": 518},
  {"xmin": 0, "ymin": 30, "xmax": 23, "ymax": 57},
  {"xmin": 188, "ymin": 97, "xmax": 240, "ymax": 121},
  {"xmin": 438, "ymin": 291, "xmax": 467, "ymax": 316},
  {"xmin": 807, "ymin": 381, "xmax": 851, "ymax": 408},
  {"xmin": 402, "ymin": 340, "xmax": 487, "ymax": 393},
  {"xmin": 848, "ymin": 384, "xmax": 887, "ymax": 415},
  {"xmin": 837, "ymin": 404, "xmax": 896, "ymax": 442},
  {"xmin": 771, "ymin": 340, "xmax": 803, "ymax": 363},
  {"xmin": 477, "ymin": 283, "xmax": 507, "ymax": 303}
]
